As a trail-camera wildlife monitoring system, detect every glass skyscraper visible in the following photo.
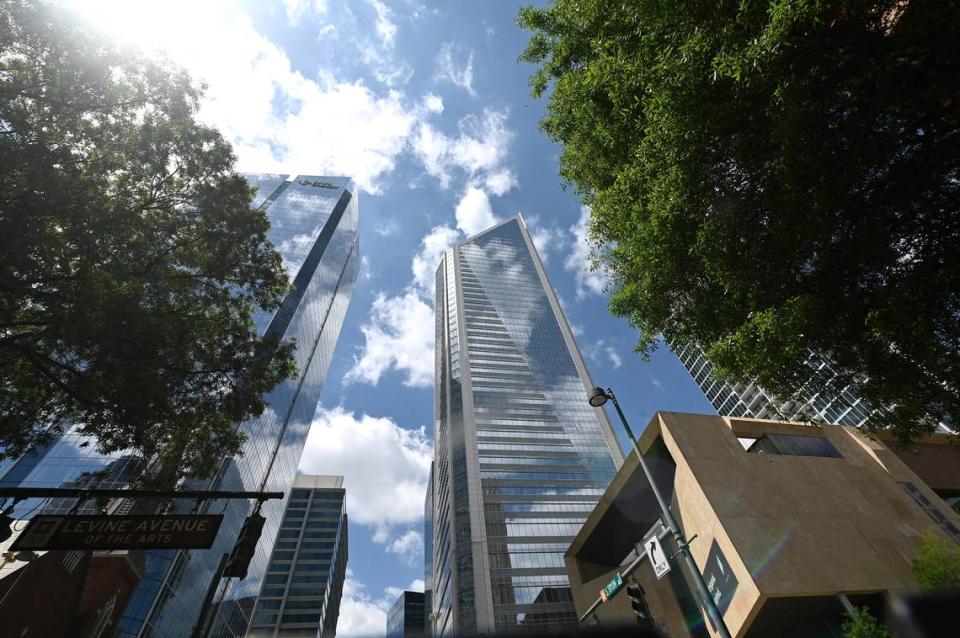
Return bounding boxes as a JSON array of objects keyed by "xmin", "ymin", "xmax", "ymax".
[
  {"xmin": 247, "ymin": 474, "xmax": 347, "ymax": 638},
  {"xmin": 673, "ymin": 341, "xmax": 879, "ymax": 427},
  {"xmin": 0, "ymin": 175, "xmax": 359, "ymax": 638},
  {"xmin": 428, "ymin": 216, "xmax": 624, "ymax": 635},
  {"xmin": 386, "ymin": 591, "xmax": 426, "ymax": 638}
]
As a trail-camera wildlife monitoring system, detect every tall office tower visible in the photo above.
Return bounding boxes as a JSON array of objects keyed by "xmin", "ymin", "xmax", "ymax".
[
  {"xmin": 673, "ymin": 342, "xmax": 879, "ymax": 427},
  {"xmin": 387, "ymin": 591, "xmax": 426, "ymax": 638},
  {"xmin": 0, "ymin": 175, "xmax": 359, "ymax": 638},
  {"xmin": 247, "ymin": 475, "xmax": 348, "ymax": 638},
  {"xmin": 428, "ymin": 216, "xmax": 624, "ymax": 635},
  {"xmin": 423, "ymin": 463, "xmax": 434, "ymax": 636}
]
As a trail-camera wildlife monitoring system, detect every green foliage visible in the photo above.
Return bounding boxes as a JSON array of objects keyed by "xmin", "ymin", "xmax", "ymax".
[
  {"xmin": 842, "ymin": 607, "xmax": 892, "ymax": 638},
  {"xmin": 913, "ymin": 530, "xmax": 960, "ymax": 592},
  {"xmin": 519, "ymin": 0, "xmax": 960, "ymax": 441},
  {"xmin": 0, "ymin": 1, "xmax": 295, "ymax": 484}
]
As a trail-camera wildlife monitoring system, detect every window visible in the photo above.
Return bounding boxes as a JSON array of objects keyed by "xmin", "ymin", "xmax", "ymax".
[{"xmin": 746, "ymin": 434, "xmax": 842, "ymax": 458}]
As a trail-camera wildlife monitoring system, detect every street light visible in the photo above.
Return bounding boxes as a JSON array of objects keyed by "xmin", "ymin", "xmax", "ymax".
[{"xmin": 588, "ymin": 386, "xmax": 732, "ymax": 638}]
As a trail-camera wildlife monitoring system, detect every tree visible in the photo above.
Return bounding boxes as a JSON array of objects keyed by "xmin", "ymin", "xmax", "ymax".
[
  {"xmin": 519, "ymin": 0, "xmax": 960, "ymax": 442},
  {"xmin": 842, "ymin": 607, "xmax": 892, "ymax": 638},
  {"xmin": 913, "ymin": 530, "xmax": 960, "ymax": 592},
  {"xmin": 0, "ymin": 1, "xmax": 295, "ymax": 484}
]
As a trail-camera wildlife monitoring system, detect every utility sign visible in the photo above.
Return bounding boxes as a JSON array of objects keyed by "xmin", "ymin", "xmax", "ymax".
[
  {"xmin": 599, "ymin": 572, "xmax": 623, "ymax": 602},
  {"xmin": 10, "ymin": 514, "xmax": 224, "ymax": 551},
  {"xmin": 645, "ymin": 535, "xmax": 671, "ymax": 580}
]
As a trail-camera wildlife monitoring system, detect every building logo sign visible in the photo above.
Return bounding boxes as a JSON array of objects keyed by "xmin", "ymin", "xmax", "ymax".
[
  {"xmin": 10, "ymin": 514, "xmax": 224, "ymax": 551},
  {"xmin": 298, "ymin": 179, "xmax": 339, "ymax": 189},
  {"xmin": 702, "ymin": 540, "xmax": 738, "ymax": 616}
]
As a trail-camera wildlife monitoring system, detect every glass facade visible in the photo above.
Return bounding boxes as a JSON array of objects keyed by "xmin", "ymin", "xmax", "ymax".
[
  {"xmin": 0, "ymin": 175, "xmax": 359, "ymax": 638},
  {"xmin": 673, "ymin": 342, "xmax": 880, "ymax": 427},
  {"xmin": 386, "ymin": 591, "xmax": 426, "ymax": 638},
  {"xmin": 428, "ymin": 217, "xmax": 624, "ymax": 635},
  {"xmin": 247, "ymin": 475, "xmax": 347, "ymax": 638}
]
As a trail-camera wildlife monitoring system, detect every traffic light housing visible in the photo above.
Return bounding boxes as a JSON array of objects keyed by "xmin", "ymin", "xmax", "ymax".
[
  {"xmin": 626, "ymin": 582, "xmax": 653, "ymax": 626},
  {"xmin": 223, "ymin": 512, "xmax": 265, "ymax": 579}
]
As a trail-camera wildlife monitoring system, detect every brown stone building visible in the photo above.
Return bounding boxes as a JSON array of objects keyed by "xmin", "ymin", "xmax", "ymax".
[{"xmin": 565, "ymin": 412, "xmax": 960, "ymax": 638}]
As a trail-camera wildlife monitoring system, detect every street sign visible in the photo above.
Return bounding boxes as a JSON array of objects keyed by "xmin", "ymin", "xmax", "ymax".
[
  {"xmin": 645, "ymin": 535, "xmax": 671, "ymax": 580},
  {"xmin": 599, "ymin": 571, "xmax": 623, "ymax": 602},
  {"xmin": 10, "ymin": 514, "xmax": 224, "ymax": 551}
]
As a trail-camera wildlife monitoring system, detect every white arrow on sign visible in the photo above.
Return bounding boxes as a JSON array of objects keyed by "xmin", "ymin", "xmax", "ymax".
[{"xmin": 645, "ymin": 535, "xmax": 671, "ymax": 580}]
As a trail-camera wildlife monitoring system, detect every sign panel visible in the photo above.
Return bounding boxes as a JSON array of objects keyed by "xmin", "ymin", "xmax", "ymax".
[
  {"xmin": 702, "ymin": 540, "xmax": 738, "ymax": 616},
  {"xmin": 10, "ymin": 514, "xmax": 224, "ymax": 551},
  {"xmin": 599, "ymin": 572, "xmax": 623, "ymax": 602},
  {"xmin": 645, "ymin": 535, "xmax": 671, "ymax": 580}
]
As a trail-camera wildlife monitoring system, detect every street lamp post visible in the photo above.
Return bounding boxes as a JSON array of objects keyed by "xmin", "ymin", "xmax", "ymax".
[{"xmin": 588, "ymin": 386, "xmax": 732, "ymax": 638}]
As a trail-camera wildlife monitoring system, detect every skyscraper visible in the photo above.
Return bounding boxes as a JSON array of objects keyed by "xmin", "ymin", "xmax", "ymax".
[
  {"xmin": 386, "ymin": 591, "xmax": 426, "ymax": 638},
  {"xmin": 247, "ymin": 475, "xmax": 348, "ymax": 638},
  {"xmin": 428, "ymin": 216, "xmax": 624, "ymax": 635},
  {"xmin": 673, "ymin": 342, "xmax": 879, "ymax": 427},
  {"xmin": 1, "ymin": 175, "xmax": 359, "ymax": 638}
]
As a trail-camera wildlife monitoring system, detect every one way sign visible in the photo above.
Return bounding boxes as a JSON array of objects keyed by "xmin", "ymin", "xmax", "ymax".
[{"xmin": 645, "ymin": 535, "xmax": 671, "ymax": 580}]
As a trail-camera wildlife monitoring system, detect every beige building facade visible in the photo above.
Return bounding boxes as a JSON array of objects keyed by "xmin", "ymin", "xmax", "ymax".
[{"xmin": 565, "ymin": 412, "xmax": 960, "ymax": 637}]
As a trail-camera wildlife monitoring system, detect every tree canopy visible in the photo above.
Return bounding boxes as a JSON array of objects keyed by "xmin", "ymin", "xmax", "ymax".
[
  {"xmin": 0, "ymin": 1, "xmax": 295, "ymax": 483},
  {"xmin": 519, "ymin": 0, "xmax": 960, "ymax": 441}
]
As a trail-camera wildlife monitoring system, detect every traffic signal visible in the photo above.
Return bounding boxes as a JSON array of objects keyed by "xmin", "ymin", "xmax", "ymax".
[
  {"xmin": 223, "ymin": 512, "xmax": 265, "ymax": 579},
  {"xmin": 626, "ymin": 582, "xmax": 653, "ymax": 626}
]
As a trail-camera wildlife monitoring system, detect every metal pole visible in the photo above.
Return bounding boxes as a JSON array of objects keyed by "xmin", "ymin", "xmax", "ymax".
[{"xmin": 605, "ymin": 389, "xmax": 733, "ymax": 638}]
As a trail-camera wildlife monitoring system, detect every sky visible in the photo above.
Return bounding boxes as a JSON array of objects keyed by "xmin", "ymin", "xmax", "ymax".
[{"xmin": 62, "ymin": 1, "xmax": 715, "ymax": 634}]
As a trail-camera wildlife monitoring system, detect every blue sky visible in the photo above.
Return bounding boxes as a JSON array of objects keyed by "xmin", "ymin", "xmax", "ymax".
[{"xmin": 64, "ymin": 1, "xmax": 715, "ymax": 633}]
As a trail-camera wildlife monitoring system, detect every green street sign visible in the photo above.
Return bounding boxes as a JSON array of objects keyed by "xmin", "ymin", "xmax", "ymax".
[{"xmin": 599, "ymin": 572, "xmax": 623, "ymax": 602}]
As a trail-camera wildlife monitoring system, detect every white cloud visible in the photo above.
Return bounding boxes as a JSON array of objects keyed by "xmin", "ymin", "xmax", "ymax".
[
  {"xmin": 565, "ymin": 206, "xmax": 608, "ymax": 298},
  {"xmin": 66, "ymin": 2, "xmax": 435, "ymax": 193},
  {"xmin": 359, "ymin": 255, "xmax": 373, "ymax": 281},
  {"xmin": 408, "ymin": 578, "xmax": 425, "ymax": 593},
  {"xmin": 387, "ymin": 530, "xmax": 424, "ymax": 566},
  {"xmin": 435, "ymin": 42, "xmax": 475, "ymax": 95},
  {"xmin": 367, "ymin": 0, "xmax": 397, "ymax": 45},
  {"xmin": 374, "ymin": 218, "xmax": 400, "ymax": 237},
  {"xmin": 282, "ymin": 0, "xmax": 328, "ymax": 24},
  {"xmin": 525, "ymin": 215, "xmax": 566, "ymax": 264},
  {"xmin": 411, "ymin": 109, "xmax": 514, "ymax": 192},
  {"xmin": 411, "ymin": 225, "xmax": 460, "ymax": 294},
  {"xmin": 345, "ymin": 291, "xmax": 435, "ymax": 387},
  {"xmin": 423, "ymin": 92, "xmax": 444, "ymax": 114},
  {"xmin": 606, "ymin": 346, "xmax": 623, "ymax": 369},
  {"xmin": 300, "ymin": 407, "xmax": 432, "ymax": 528},
  {"xmin": 455, "ymin": 187, "xmax": 498, "ymax": 237},
  {"xmin": 338, "ymin": 570, "xmax": 393, "ymax": 637}
]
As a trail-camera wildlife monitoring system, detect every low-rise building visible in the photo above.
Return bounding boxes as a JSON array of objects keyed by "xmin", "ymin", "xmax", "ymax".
[{"xmin": 565, "ymin": 412, "xmax": 960, "ymax": 637}]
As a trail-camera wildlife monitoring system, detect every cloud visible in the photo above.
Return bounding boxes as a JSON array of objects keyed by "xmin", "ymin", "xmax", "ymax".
[
  {"xmin": 411, "ymin": 109, "xmax": 514, "ymax": 192},
  {"xmin": 282, "ymin": 0, "xmax": 328, "ymax": 24},
  {"xmin": 455, "ymin": 187, "xmax": 498, "ymax": 237},
  {"xmin": 387, "ymin": 530, "xmax": 424, "ymax": 566},
  {"xmin": 367, "ymin": 0, "xmax": 397, "ymax": 45},
  {"xmin": 435, "ymin": 42, "xmax": 475, "ymax": 95},
  {"xmin": 423, "ymin": 92, "xmax": 444, "ymax": 114},
  {"xmin": 359, "ymin": 255, "xmax": 373, "ymax": 281},
  {"xmin": 565, "ymin": 206, "xmax": 608, "ymax": 298},
  {"xmin": 411, "ymin": 225, "xmax": 461, "ymax": 294},
  {"xmin": 374, "ymin": 218, "xmax": 400, "ymax": 237},
  {"xmin": 524, "ymin": 215, "xmax": 566, "ymax": 264},
  {"xmin": 345, "ymin": 291, "xmax": 435, "ymax": 387},
  {"xmin": 338, "ymin": 569, "xmax": 393, "ymax": 637},
  {"xmin": 300, "ymin": 407, "xmax": 432, "ymax": 529},
  {"xmin": 606, "ymin": 347, "xmax": 623, "ymax": 369},
  {"xmin": 408, "ymin": 579, "xmax": 425, "ymax": 593},
  {"xmin": 69, "ymin": 2, "xmax": 441, "ymax": 193}
]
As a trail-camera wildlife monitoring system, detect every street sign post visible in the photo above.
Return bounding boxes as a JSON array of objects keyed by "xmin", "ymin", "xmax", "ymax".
[
  {"xmin": 10, "ymin": 514, "xmax": 224, "ymax": 551},
  {"xmin": 645, "ymin": 535, "xmax": 671, "ymax": 580},
  {"xmin": 598, "ymin": 571, "xmax": 623, "ymax": 602}
]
